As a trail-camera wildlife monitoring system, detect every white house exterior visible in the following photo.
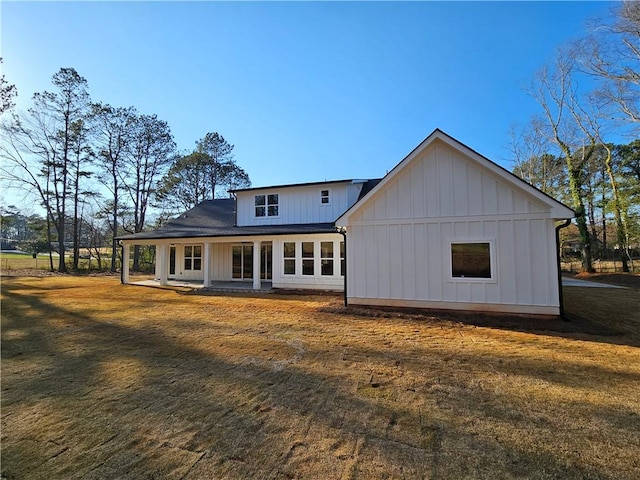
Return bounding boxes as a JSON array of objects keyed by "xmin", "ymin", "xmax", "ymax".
[
  {"xmin": 119, "ymin": 129, "xmax": 574, "ymax": 317},
  {"xmin": 336, "ymin": 130, "xmax": 575, "ymax": 316},
  {"xmin": 119, "ymin": 180, "xmax": 377, "ymax": 292}
]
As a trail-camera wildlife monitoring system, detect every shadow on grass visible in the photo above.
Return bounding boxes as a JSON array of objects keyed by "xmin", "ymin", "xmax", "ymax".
[
  {"xmin": 1, "ymin": 279, "xmax": 635, "ymax": 479},
  {"xmin": 318, "ymin": 287, "xmax": 640, "ymax": 348}
]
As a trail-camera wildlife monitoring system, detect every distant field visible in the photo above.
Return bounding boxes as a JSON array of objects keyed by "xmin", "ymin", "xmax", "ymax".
[
  {"xmin": 1, "ymin": 275, "xmax": 638, "ymax": 479},
  {"xmin": 0, "ymin": 252, "xmax": 52, "ymax": 270},
  {"xmin": 0, "ymin": 251, "xmax": 112, "ymax": 271}
]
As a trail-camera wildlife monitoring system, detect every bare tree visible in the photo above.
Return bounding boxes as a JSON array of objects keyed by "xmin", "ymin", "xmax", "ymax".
[
  {"xmin": 92, "ymin": 103, "xmax": 136, "ymax": 271},
  {"xmin": 580, "ymin": 1, "xmax": 640, "ymax": 128},
  {"xmin": 0, "ymin": 68, "xmax": 91, "ymax": 272},
  {"xmin": 528, "ymin": 51, "xmax": 598, "ymax": 272},
  {"xmin": 508, "ymin": 121, "xmax": 565, "ymax": 197},
  {"xmin": 122, "ymin": 113, "xmax": 176, "ymax": 270},
  {"xmin": 599, "ymin": 141, "xmax": 632, "ymax": 271}
]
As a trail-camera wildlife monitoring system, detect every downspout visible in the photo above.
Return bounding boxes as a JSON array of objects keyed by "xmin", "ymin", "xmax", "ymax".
[
  {"xmin": 555, "ymin": 219, "xmax": 571, "ymax": 320},
  {"xmin": 232, "ymin": 192, "xmax": 238, "ymax": 227},
  {"xmin": 336, "ymin": 226, "xmax": 347, "ymax": 307}
]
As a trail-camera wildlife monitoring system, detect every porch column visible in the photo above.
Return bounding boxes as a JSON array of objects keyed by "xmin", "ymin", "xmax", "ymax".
[
  {"xmin": 158, "ymin": 244, "xmax": 168, "ymax": 286},
  {"xmin": 122, "ymin": 243, "xmax": 130, "ymax": 284},
  {"xmin": 154, "ymin": 244, "xmax": 161, "ymax": 279},
  {"xmin": 203, "ymin": 242, "xmax": 211, "ymax": 287},
  {"xmin": 253, "ymin": 240, "xmax": 261, "ymax": 290}
]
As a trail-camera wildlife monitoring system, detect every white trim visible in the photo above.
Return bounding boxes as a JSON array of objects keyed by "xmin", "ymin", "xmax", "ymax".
[
  {"xmin": 203, "ymin": 242, "xmax": 211, "ymax": 286},
  {"xmin": 347, "ymin": 297, "xmax": 560, "ymax": 316},
  {"xmin": 183, "ymin": 243, "xmax": 203, "ymax": 272},
  {"xmin": 447, "ymin": 238, "xmax": 497, "ymax": 284},
  {"xmin": 283, "ymin": 240, "xmax": 296, "ymax": 276},
  {"xmin": 344, "ymin": 212, "xmax": 559, "ymax": 226},
  {"xmin": 320, "ymin": 188, "xmax": 331, "ymax": 206},
  {"xmin": 254, "ymin": 193, "xmax": 280, "ymax": 218},
  {"xmin": 122, "ymin": 243, "xmax": 130, "ymax": 284},
  {"xmin": 253, "ymin": 241, "xmax": 261, "ymax": 290}
]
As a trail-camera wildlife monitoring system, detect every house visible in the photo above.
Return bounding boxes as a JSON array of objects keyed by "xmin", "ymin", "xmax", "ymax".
[{"xmin": 119, "ymin": 129, "xmax": 575, "ymax": 316}]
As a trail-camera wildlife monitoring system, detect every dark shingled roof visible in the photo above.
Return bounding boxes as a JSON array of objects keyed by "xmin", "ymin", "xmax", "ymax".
[
  {"xmin": 358, "ymin": 178, "xmax": 382, "ymax": 200},
  {"xmin": 117, "ymin": 198, "xmax": 338, "ymax": 241}
]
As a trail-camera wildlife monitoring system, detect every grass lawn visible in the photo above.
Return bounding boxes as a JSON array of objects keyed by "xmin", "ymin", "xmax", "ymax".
[{"xmin": 1, "ymin": 275, "xmax": 639, "ymax": 479}]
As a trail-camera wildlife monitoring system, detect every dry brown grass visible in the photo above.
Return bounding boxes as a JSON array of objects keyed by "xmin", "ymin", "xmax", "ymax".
[{"xmin": 2, "ymin": 275, "xmax": 639, "ymax": 479}]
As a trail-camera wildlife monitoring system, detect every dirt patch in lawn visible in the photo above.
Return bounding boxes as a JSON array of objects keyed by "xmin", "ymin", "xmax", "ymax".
[{"xmin": 2, "ymin": 276, "xmax": 639, "ymax": 479}]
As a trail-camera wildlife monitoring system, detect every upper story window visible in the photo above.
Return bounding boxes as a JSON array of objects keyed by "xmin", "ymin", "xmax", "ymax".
[
  {"xmin": 320, "ymin": 189, "xmax": 330, "ymax": 204},
  {"xmin": 255, "ymin": 194, "xmax": 279, "ymax": 217}
]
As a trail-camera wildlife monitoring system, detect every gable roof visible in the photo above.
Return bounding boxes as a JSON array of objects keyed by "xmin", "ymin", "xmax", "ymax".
[
  {"xmin": 336, "ymin": 129, "xmax": 575, "ymax": 224},
  {"xmin": 118, "ymin": 198, "xmax": 336, "ymax": 241}
]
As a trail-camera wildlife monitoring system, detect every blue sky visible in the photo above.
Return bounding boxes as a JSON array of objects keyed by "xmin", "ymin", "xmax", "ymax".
[{"xmin": 1, "ymin": 1, "xmax": 615, "ymax": 202}]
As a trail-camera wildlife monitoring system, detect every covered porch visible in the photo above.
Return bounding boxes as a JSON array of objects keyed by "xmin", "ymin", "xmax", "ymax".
[{"xmin": 121, "ymin": 238, "xmax": 273, "ymax": 291}]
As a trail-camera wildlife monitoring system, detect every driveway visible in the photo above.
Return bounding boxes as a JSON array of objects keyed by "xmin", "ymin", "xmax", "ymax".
[{"xmin": 562, "ymin": 277, "xmax": 626, "ymax": 288}]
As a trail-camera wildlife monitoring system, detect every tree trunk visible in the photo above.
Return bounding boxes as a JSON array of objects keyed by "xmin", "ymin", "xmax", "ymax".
[
  {"xmin": 567, "ymin": 166, "xmax": 594, "ymax": 273},
  {"xmin": 73, "ymin": 196, "xmax": 80, "ymax": 270},
  {"xmin": 133, "ymin": 245, "xmax": 140, "ymax": 272},
  {"xmin": 57, "ymin": 223, "xmax": 66, "ymax": 273},
  {"xmin": 111, "ymin": 187, "xmax": 119, "ymax": 272},
  {"xmin": 46, "ymin": 212, "xmax": 54, "ymax": 272}
]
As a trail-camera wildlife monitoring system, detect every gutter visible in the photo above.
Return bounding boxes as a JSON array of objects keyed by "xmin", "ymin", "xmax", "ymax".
[
  {"xmin": 555, "ymin": 219, "xmax": 572, "ymax": 320},
  {"xmin": 336, "ymin": 226, "xmax": 347, "ymax": 307},
  {"xmin": 232, "ymin": 192, "xmax": 238, "ymax": 227}
]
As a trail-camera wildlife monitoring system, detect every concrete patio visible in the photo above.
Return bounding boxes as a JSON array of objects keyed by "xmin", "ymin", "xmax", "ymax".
[{"xmin": 131, "ymin": 279, "xmax": 273, "ymax": 293}]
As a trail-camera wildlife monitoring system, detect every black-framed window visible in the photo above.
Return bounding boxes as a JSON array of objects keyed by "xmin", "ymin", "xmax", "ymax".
[
  {"xmin": 184, "ymin": 244, "xmax": 202, "ymax": 271},
  {"xmin": 302, "ymin": 241, "xmax": 314, "ymax": 275},
  {"xmin": 321, "ymin": 189, "xmax": 330, "ymax": 204},
  {"xmin": 255, "ymin": 194, "xmax": 279, "ymax": 217},
  {"xmin": 283, "ymin": 242, "xmax": 296, "ymax": 275},
  {"xmin": 451, "ymin": 242, "xmax": 491, "ymax": 279}
]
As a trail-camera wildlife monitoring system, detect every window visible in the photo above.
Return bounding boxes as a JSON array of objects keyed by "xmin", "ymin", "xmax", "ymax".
[
  {"xmin": 255, "ymin": 194, "xmax": 279, "ymax": 217},
  {"xmin": 302, "ymin": 241, "xmax": 314, "ymax": 275},
  {"xmin": 321, "ymin": 189, "xmax": 330, "ymax": 204},
  {"xmin": 184, "ymin": 244, "xmax": 202, "ymax": 271},
  {"xmin": 340, "ymin": 241, "xmax": 345, "ymax": 276},
  {"xmin": 321, "ymin": 241, "xmax": 333, "ymax": 276},
  {"xmin": 283, "ymin": 242, "xmax": 296, "ymax": 275},
  {"xmin": 267, "ymin": 194, "xmax": 279, "ymax": 216},
  {"xmin": 255, "ymin": 195, "xmax": 265, "ymax": 217},
  {"xmin": 451, "ymin": 242, "xmax": 491, "ymax": 279}
]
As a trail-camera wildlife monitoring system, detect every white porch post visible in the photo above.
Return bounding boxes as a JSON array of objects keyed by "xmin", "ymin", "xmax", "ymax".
[
  {"xmin": 203, "ymin": 242, "xmax": 211, "ymax": 287},
  {"xmin": 122, "ymin": 243, "xmax": 130, "ymax": 284},
  {"xmin": 158, "ymin": 244, "xmax": 168, "ymax": 286},
  {"xmin": 253, "ymin": 240, "xmax": 261, "ymax": 290},
  {"xmin": 154, "ymin": 244, "xmax": 161, "ymax": 279}
]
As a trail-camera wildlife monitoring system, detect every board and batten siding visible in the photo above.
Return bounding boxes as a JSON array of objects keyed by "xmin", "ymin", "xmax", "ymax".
[
  {"xmin": 209, "ymin": 243, "xmax": 232, "ymax": 281},
  {"xmin": 236, "ymin": 182, "xmax": 364, "ymax": 226},
  {"xmin": 344, "ymin": 140, "xmax": 562, "ymax": 315}
]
